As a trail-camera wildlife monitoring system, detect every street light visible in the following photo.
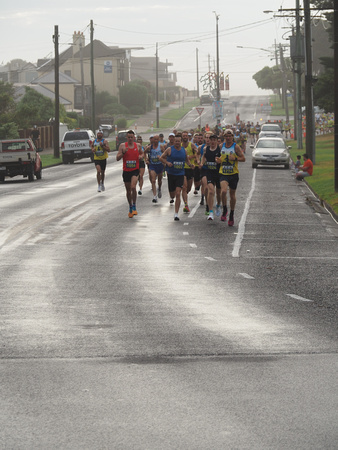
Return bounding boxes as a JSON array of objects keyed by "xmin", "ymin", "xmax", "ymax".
[{"xmin": 155, "ymin": 39, "xmax": 200, "ymax": 128}]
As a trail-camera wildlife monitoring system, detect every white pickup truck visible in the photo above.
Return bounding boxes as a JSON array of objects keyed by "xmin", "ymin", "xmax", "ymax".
[{"xmin": 0, "ymin": 138, "xmax": 42, "ymax": 182}]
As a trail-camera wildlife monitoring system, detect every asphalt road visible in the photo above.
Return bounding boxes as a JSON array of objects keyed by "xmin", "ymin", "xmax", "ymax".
[{"xmin": 1, "ymin": 105, "xmax": 338, "ymax": 449}]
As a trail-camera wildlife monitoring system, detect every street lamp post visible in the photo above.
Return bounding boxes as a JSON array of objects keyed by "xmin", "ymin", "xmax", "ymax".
[
  {"xmin": 156, "ymin": 42, "xmax": 159, "ymax": 129},
  {"xmin": 155, "ymin": 39, "xmax": 200, "ymax": 129}
]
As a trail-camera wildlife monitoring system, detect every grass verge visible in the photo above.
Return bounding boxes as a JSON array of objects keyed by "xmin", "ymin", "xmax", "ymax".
[
  {"xmin": 288, "ymin": 133, "xmax": 338, "ymax": 216},
  {"xmin": 40, "ymin": 154, "xmax": 62, "ymax": 167}
]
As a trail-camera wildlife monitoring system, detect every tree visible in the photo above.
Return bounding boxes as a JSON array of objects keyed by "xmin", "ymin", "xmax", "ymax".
[
  {"xmin": 0, "ymin": 81, "xmax": 18, "ymax": 138},
  {"xmin": 119, "ymin": 82, "xmax": 148, "ymax": 112},
  {"xmin": 311, "ymin": 1, "xmax": 334, "ymax": 41},
  {"xmin": 95, "ymin": 91, "xmax": 118, "ymax": 115},
  {"xmin": 14, "ymin": 87, "xmax": 56, "ymax": 129},
  {"xmin": 314, "ymin": 57, "xmax": 334, "ymax": 112},
  {"xmin": 0, "ymin": 81, "xmax": 15, "ymax": 120}
]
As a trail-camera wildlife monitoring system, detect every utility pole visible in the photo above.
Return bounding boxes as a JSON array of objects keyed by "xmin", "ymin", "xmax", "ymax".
[
  {"xmin": 280, "ymin": 44, "xmax": 289, "ymax": 122},
  {"xmin": 80, "ymin": 40, "xmax": 85, "ymax": 115},
  {"xmin": 155, "ymin": 42, "xmax": 159, "ymax": 129},
  {"xmin": 335, "ymin": 2, "xmax": 338, "ymax": 191},
  {"xmin": 304, "ymin": 0, "xmax": 315, "ymax": 163},
  {"xmin": 295, "ymin": 0, "xmax": 303, "ymax": 149},
  {"xmin": 53, "ymin": 25, "xmax": 60, "ymax": 159},
  {"xmin": 90, "ymin": 20, "xmax": 95, "ymax": 133},
  {"xmin": 196, "ymin": 48, "xmax": 199, "ymax": 98}
]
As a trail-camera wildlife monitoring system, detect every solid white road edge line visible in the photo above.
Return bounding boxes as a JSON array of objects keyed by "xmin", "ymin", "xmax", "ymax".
[{"xmin": 232, "ymin": 169, "xmax": 256, "ymax": 258}]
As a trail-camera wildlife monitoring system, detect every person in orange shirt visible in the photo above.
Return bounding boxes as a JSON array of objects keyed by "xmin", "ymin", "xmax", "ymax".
[{"xmin": 296, "ymin": 153, "xmax": 313, "ymax": 180}]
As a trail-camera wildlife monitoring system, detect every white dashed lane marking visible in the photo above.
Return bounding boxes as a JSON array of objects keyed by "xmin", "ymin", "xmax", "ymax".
[
  {"xmin": 286, "ymin": 294, "xmax": 314, "ymax": 302},
  {"xmin": 238, "ymin": 273, "xmax": 255, "ymax": 279}
]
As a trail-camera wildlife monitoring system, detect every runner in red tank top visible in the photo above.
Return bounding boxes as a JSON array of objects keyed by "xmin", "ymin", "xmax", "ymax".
[{"xmin": 116, "ymin": 130, "xmax": 143, "ymax": 218}]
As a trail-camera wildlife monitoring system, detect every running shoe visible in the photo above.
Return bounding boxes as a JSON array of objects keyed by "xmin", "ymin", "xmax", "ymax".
[
  {"xmin": 170, "ymin": 198, "xmax": 174, "ymax": 204},
  {"xmin": 128, "ymin": 206, "xmax": 133, "ymax": 218},
  {"xmin": 132, "ymin": 204, "xmax": 138, "ymax": 216},
  {"xmin": 152, "ymin": 196, "xmax": 158, "ymax": 203},
  {"xmin": 215, "ymin": 204, "xmax": 221, "ymax": 217},
  {"xmin": 205, "ymin": 205, "xmax": 209, "ymax": 216},
  {"xmin": 228, "ymin": 213, "xmax": 234, "ymax": 227},
  {"xmin": 158, "ymin": 189, "xmax": 162, "ymax": 198},
  {"xmin": 138, "ymin": 190, "xmax": 142, "ymax": 195},
  {"xmin": 208, "ymin": 211, "xmax": 214, "ymax": 221},
  {"xmin": 174, "ymin": 214, "xmax": 180, "ymax": 221},
  {"xmin": 221, "ymin": 212, "xmax": 228, "ymax": 222},
  {"xmin": 183, "ymin": 204, "xmax": 190, "ymax": 213},
  {"xmin": 101, "ymin": 183, "xmax": 105, "ymax": 192},
  {"xmin": 97, "ymin": 184, "xmax": 101, "ymax": 192}
]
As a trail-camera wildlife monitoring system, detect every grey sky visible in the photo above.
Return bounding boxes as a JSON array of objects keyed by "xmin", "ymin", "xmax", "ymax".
[{"xmin": 0, "ymin": 0, "xmax": 296, "ymax": 95}]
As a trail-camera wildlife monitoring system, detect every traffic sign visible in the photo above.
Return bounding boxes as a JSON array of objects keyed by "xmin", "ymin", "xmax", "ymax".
[{"xmin": 196, "ymin": 107, "xmax": 204, "ymax": 116}]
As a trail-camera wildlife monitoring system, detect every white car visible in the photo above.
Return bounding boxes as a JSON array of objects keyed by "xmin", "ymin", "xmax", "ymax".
[
  {"xmin": 258, "ymin": 123, "xmax": 284, "ymax": 140},
  {"xmin": 61, "ymin": 129, "xmax": 95, "ymax": 164},
  {"xmin": 251, "ymin": 138, "xmax": 291, "ymax": 169}
]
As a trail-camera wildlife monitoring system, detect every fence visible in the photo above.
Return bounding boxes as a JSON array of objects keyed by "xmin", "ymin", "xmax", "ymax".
[{"xmin": 19, "ymin": 125, "xmax": 54, "ymax": 149}]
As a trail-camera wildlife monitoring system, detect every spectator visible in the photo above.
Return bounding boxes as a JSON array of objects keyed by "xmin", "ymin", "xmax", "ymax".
[
  {"xmin": 294, "ymin": 155, "xmax": 301, "ymax": 173},
  {"xmin": 296, "ymin": 153, "xmax": 313, "ymax": 180}
]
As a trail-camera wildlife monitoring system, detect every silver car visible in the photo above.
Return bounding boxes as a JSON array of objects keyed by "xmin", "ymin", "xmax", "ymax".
[
  {"xmin": 258, "ymin": 123, "xmax": 284, "ymax": 140},
  {"xmin": 251, "ymin": 138, "xmax": 291, "ymax": 169}
]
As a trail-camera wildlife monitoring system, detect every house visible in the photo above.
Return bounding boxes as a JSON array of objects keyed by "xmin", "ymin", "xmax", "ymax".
[
  {"xmin": 37, "ymin": 32, "xmax": 135, "ymax": 108},
  {"xmin": 130, "ymin": 56, "xmax": 177, "ymax": 88}
]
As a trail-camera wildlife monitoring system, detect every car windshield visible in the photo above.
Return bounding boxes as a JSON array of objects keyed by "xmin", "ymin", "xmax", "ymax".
[
  {"xmin": 64, "ymin": 132, "xmax": 89, "ymax": 141},
  {"xmin": 2, "ymin": 142, "xmax": 29, "ymax": 150},
  {"xmin": 261, "ymin": 125, "xmax": 281, "ymax": 132},
  {"xmin": 257, "ymin": 140, "xmax": 285, "ymax": 149}
]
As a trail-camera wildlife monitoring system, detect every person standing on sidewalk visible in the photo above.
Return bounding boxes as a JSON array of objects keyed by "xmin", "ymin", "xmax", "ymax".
[
  {"xmin": 92, "ymin": 129, "xmax": 110, "ymax": 192},
  {"xmin": 116, "ymin": 130, "xmax": 143, "ymax": 218},
  {"xmin": 216, "ymin": 128, "xmax": 245, "ymax": 226}
]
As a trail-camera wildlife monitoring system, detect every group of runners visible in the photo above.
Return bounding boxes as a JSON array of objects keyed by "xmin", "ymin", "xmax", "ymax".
[{"xmin": 111, "ymin": 128, "xmax": 245, "ymax": 224}]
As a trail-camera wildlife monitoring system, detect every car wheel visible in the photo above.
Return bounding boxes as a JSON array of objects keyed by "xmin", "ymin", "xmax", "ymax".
[
  {"xmin": 62, "ymin": 155, "xmax": 69, "ymax": 164},
  {"xmin": 0, "ymin": 174, "xmax": 5, "ymax": 183},
  {"xmin": 28, "ymin": 163, "xmax": 35, "ymax": 182},
  {"xmin": 252, "ymin": 163, "xmax": 258, "ymax": 169},
  {"xmin": 284, "ymin": 163, "xmax": 290, "ymax": 170},
  {"xmin": 35, "ymin": 163, "xmax": 42, "ymax": 180}
]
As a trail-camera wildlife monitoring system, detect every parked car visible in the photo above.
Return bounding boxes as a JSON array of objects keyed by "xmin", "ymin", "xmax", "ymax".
[
  {"xmin": 250, "ymin": 138, "xmax": 291, "ymax": 169},
  {"xmin": 115, "ymin": 129, "xmax": 135, "ymax": 150},
  {"xmin": 61, "ymin": 129, "xmax": 95, "ymax": 164},
  {"xmin": 258, "ymin": 123, "xmax": 284, "ymax": 140},
  {"xmin": 0, "ymin": 138, "xmax": 42, "ymax": 182},
  {"xmin": 200, "ymin": 93, "xmax": 215, "ymax": 105}
]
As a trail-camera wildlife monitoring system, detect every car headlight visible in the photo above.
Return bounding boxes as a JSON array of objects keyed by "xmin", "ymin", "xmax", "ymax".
[{"xmin": 281, "ymin": 151, "xmax": 288, "ymax": 157}]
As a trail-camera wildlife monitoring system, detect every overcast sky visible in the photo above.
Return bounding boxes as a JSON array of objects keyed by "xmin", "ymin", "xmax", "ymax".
[{"xmin": 0, "ymin": 0, "xmax": 297, "ymax": 96}]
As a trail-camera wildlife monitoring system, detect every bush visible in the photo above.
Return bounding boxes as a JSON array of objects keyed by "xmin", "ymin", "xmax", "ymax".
[
  {"xmin": 103, "ymin": 103, "xmax": 129, "ymax": 115},
  {"xmin": 116, "ymin": 117, "xmax": 127, "ymax": 129},
  {"xmin": 129, "ymin": 105, "xmax": 145, "ymax": 115},
  {"xmin": 0, "ymin": 122, "xmax": 19, "ymax": 139},
  {"xmin": 160, "ymin": 100, "xmax": 169, "ymax": 107}
]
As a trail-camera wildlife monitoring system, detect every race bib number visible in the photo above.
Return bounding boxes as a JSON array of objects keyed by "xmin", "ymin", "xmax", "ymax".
[
  {"xmin": 173, "ymin": 161, "xmax": 184, "ymax": 170},
  {"xmin": 151, "ymin": 156, "xmax": 160, "ymax": 163},
  {"xmin": 207, "ymin": 161, "xmax": 217, "ymax": 170},
  {"xmin": 126, "ymin": 160, "xmax": 137, "ymax": 168},
  {"xmin": 222, "ymin": 165, "xmax": 234, "ymax": 175},
  {"xmin": 95, "ymin": 146, "xmax": 104, "ymax": 157}
]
